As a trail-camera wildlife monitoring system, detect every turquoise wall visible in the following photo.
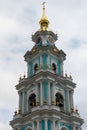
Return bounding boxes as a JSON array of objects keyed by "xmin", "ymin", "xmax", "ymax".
[
  {"xmin": 29, "ymin": 61, "xmax": 33, "ymax": 76},
  {"xmin": 42, "ymin": 53, "xmax": 47, "ymax": 69},
  {"xmin": 42, "ymin": 120, "xmax": 45, "ymax": 130},
  {"xmin": 57, "ymin": 60, "xmax": 61, "ymax": 75},
  {"xmin": 48, "ymin": 120, "xmax": 51, "ymax": 130},
  {"xmin": 22, "ymin": 123, "xmax": 32, "ymax": 130},
  {"xmin": 60, "ymin": 122, "xmax": 72, "ymax": 130}
]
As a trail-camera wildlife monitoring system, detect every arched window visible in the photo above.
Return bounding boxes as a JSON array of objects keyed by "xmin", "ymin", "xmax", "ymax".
[
  {"xmin": 52, "ymin": 63, "xmax": 56, "ymax": 72},
  {"xmin": 34, "ymin": 64, "xmax": 38, "ymax": 73},
  {"xmin": 36, "ymin": 37, "xmax": 42, "ymax": 44},
  {"xmin": 61, "ymin": 127, "xmax": 67, "ymax": 130},
  {"xmin": 55, "ymin": 93, "xmax": 64, "ymax": 108},
  {"xmin": 27, "ymin": 129, "xmax": 32, "ymax": 130},
  {"xmin": 28, "ymin": 93, "xmax": 36, "ymax": 112}
]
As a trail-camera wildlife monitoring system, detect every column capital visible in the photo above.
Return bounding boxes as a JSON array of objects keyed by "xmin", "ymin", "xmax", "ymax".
[
  {"xmin": 44, "ymin": 118, "xmax": 48, "ymax": 121},
  {"xmin": 36, "ymin": 119, "xmax": 40, "ymax": 122},
  {"xmin": 71, "ymin": 124, "xmax": 76, "ymax": 130}
]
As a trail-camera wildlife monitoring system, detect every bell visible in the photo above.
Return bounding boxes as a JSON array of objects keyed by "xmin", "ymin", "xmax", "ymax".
[{"xmin": 59, "ymin": 100, "xmax": 64, "ymax": 107}]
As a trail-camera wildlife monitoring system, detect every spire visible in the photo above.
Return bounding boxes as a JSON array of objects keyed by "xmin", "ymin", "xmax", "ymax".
[{"xmin": 39, "ymin": 2, "xmax": 49, "ymax": 31}]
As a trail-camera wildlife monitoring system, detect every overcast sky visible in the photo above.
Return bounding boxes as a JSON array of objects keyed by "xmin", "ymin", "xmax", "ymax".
[{"xmin": 0, "ymin": 0, "xmax": 87, "ymax": 130}]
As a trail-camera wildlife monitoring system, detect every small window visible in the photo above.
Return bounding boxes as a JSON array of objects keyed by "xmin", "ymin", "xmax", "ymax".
[
  {"xmin": 34, "ymin": 64, "xmax": 38, "ymax": 72},
  {"xmin": 52, "ymin": 63, "xmax": 56, "ymax": 72}
]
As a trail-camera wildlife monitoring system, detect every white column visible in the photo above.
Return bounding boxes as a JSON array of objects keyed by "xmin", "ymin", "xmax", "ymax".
[
  {"xmin": 45, "ymin": 119, "xmax": 48, "ymax": 130},
  {"xmin": 53, "ymin": 120, "xmax": 55, "ymax": 130},
  {"xmin": 66, "ymin": 89, "xmax": 70, "ymax": 112},
  {"xmin": 57, "ymin": 120, "xmax": 60, "ymax": 130},
  {"xmin": 19, "ymin": 92, "xmax": 22, "ymax": 111},
  {"xmin": 32, "ymin": 122, "xmax": 34, "ymax": 130},
  {"xmin": 40, "ymin": 54, "xmax": 42, "ymax": 67},
  {"xmin": 37, "ymin": 120, "xmax": 39, "ymax": 130},
  {"xmin": 72, "ymin": 125, "xmax": 76, "ymax": 130},
  {"xmin": 68, "ymin": 90, "xmax": 70, "ymax": 112},
  {"xmin": 22, "ymin": 91, "xmax": 25, "ymax": 114},
  {"xmin": 78, "ymin": 126, "xmax": 81, "ymax": 130},
  {"xmin": 48, "ymin": 81, "xmax": 51, "ymax": 105},
  {"xmin": 40, "ymin": 82, "xmax": 43, "ymax": 105},
  {"xmin": 25, "ymin": 91, "xmax": 27, "ymax": 113},
  {"xmin": 71, "ymin": 91, "xmax": 74, "ymax": 108},
  {"xmin": 80, "ymin": 127, "xmax": 82, "ymax": 130},
  {"xmin": 52, "ymin": 83, "xmax": 55, "ymax": 104},
  {"xmin": 36, "ymin": 83, "xmax": 39, "ymax": 105}
]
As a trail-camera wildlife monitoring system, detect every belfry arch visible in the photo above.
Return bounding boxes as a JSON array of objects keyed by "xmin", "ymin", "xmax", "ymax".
[
  {"xmin": 55, "ymin": 92, "xmax": 64, "ymax": 109},
  {"xmin": 61, "ymin": 127, "xmax": 68, "ymax": 130},
  {"xmin": 28, "ymin": 93, "xmax": 36, "ymax": 112}
]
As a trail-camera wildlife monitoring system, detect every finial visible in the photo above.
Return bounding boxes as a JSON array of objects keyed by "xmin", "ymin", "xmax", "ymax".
[
  {"xmin": 69, "ymin": 72, "xmax": 72, "ymax": 79},
  {"xmin": 18, "ymin": 108, "xmax": 21, "ymax": 114},
  {"xmin": 19, "ymin": 74, "xmax": 22, "ymax": 80},
  {"xmin": 42, "ymin": 2, "xmax": 46, "ymax": 9},
  {"xmin": 39, "ymin": 2, "xmax": 49, "ymax": 31},
  {"xmin": 23, "ymin": 72, "xmax": 26, "ymax": 78},
  {"xmin": 75, "ymin": 106, "xmax": 78, "ymax": 113},
  {"xmin": 65, "ymin": 73, "xmax": 67, "ymax": 77},
  {"xmin": 71, "ymin": 107, "xmax": 74, "ymax": 113},
  {"xmin": 14, "ymin": 108, "xmax": 17, "ymax": 115}
]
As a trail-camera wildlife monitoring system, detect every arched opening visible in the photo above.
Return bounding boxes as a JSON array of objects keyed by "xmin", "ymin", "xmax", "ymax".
[
  {"xmin": 61, "ymin": 127, "xmax": 67, "ymax": 130},
  {"xmin": 36, "ymin": 37, "xmax": 42, "ymax": 44},
  {"xmin": 52, "ymin": 63, "xmax": 56, "ymax": 72},
  {"xmin": 27, "ymin": 129, "xmax": 32, "ymax": 130},
  {"xmin": 55, "ymin": 93, "xmax": 64, "ymax": 108},
  {"xmin": 34, "ymin": 64, "xmax": 38, "ymax": 73},
  {"xmin": 28, "ymin": 93, "xmax": 36, "ymax": 112}
]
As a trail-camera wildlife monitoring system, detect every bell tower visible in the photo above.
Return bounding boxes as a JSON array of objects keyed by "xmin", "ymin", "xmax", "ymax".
[{"xmin": 10, "ymin": 3, "xmax": 84, "ymax": 130}]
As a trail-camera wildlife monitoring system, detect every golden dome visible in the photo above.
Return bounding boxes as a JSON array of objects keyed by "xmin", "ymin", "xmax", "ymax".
[{"xmin": 39, "ymin": 2, "xmax": 49, "ymax": 31}]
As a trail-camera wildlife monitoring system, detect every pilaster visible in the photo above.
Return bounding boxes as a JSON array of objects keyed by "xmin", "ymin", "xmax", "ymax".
[
  {"xmin": 52, "ymin": 83, "xmax": 55, "ymax": 105},
  {"xmin": 32, "ymin": 122, "xmax": 34, "ymax": 130},
  {"xmin": 57, "ymin": 120, "xmax": 60, "ymax": 130},
  {"xmin": 40, "ymin": 82, "xmax": 43, "ymax": 106},
  {"xmin": 36, "ymin": 83, "xmax": 39, "ymax": 105},
  {"xmin": 72, "ymin": 125, "xmax": 76, "ymax": 130},
  {"xmin": 48, "ymin": 81, "xmax": 51, "ymax": 105},
  {"xmin": 66, "ymin": 89, "xmax": 70, "ymax": 112},
  {"xmin": 22, "ymin": 91, "xmax": 25, "ymax": 114},
  {"xmin": 37, "ymin": 120, "xmax": 40, "ymax": 130},
  {"xmin": 18, "ymin": 91, "xmax": 22, "ymax": 112},
  {"xmin": 45, "ymin": 119, "xmax": 48, "ymax": 130},
  {"xmin": 70, "ymin": 90, "xmax": 74, "ymax": 109},
  {"xmin": 53, "ymin": 120, "xmax": 56, "ymax": 130}
]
